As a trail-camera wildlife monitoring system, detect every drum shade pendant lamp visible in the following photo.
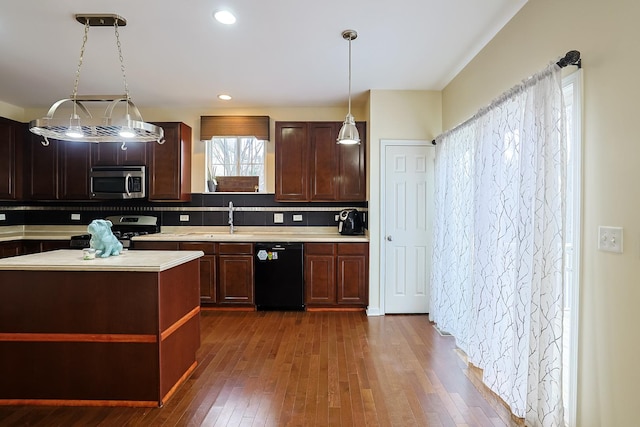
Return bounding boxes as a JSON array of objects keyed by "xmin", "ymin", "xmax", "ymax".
[
  {"xmin": 29, "ymin": 14, "xmax": 164, "ymax": 147},
  {"xmin": 336, "ymin": 29, "xmax": 360, "ymax": 145}
]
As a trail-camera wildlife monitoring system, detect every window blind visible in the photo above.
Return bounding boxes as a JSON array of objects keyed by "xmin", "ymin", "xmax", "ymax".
[{"xmin": 200, "ymin": 116, "xmax": 270, "ymax": 141}]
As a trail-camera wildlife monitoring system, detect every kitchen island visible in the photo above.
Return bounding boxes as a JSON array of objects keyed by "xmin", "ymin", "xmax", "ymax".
[{"xmin": 0, "ymin": 249, "xmax": 204, "ymax": 407}]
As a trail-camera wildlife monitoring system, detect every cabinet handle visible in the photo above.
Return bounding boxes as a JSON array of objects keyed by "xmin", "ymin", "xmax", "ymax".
[{"xmin": 386, "ymin": 235, "xmax": 392, "ymax": 242}]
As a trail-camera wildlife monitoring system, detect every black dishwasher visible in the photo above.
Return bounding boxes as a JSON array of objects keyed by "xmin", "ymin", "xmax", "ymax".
[{"xmin": 254, "ymin": 243, "xmax": 304, "ymax": 311}]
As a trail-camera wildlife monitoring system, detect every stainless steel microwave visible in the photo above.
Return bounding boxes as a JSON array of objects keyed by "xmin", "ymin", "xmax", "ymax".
[{"xmin": 90, "ymin": 165, "xmax": 146, "ymax": 199}]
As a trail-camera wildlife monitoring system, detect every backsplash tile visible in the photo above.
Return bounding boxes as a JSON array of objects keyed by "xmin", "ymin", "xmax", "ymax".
[{"xmin": 0, "ymin": 194, "xmax": 368, "ymax": 230}]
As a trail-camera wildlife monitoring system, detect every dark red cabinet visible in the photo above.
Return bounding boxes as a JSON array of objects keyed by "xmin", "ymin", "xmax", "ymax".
[
  {"xmin": 275, "ymin": 121, "xmax": 366, "ymax": 202},
  {"xmin": 0, "ymin": 117, "xmax": 24, "ymax": 200}
]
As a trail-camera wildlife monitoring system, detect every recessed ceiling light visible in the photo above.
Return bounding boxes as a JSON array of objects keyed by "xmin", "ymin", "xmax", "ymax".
[
  {"xmin": 214, "ymin": 10, "xmax": 236, "ymax": 25},
  {"xmin": 218, "ymin": 94, "xmax": 232, "ymax": 101}
]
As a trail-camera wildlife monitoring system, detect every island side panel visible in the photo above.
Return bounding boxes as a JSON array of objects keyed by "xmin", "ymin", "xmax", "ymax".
[
  {"xmin": 157, "ymin": 259, "xmax": 201, "ymax": 402},
  {"xmin": 0, "ymin": 271, "xmax": 159, "ymax": 334},
  {"xmin": 0, "ymin": 270, "xmax": 161, "ymax": 404}
]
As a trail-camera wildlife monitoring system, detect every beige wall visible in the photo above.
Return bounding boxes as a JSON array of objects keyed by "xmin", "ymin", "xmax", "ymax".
[
  {"xmin": 367, "ymin": 90, "xmax": 442, "ymax": 313},
  {"xmin": 0, "ymin": 101, "xmax": 24, "ymax": 122},
  {"xmin": 442, "ymin": 0, "xmax": 640, "ymax": 425}
]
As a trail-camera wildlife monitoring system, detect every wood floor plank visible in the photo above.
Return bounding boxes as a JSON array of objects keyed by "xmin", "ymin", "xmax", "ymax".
[{"xmin": 0, "ymin": 311, "xmax": 522, "ymax": 427}]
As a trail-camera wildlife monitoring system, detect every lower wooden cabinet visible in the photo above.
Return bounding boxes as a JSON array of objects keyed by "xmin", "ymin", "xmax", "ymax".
[
  {"xmin": 217, "ymin": 243, "xmax": 254, "ymax": 306},
  {"xmin": 134, "ymin": 240, "xmax": 368, "ymax": 310},
  {"xmin": 304, "ymin": 242, "xmax": 368, "ymax": 308},
  {"xmin": 133, "ymin": 241, "xmax": 254, "ymax": 307},
  {"xmin": 179, "ymin": 242, "xmax": 217, "ymax": 305},
  {"xmin": 0, "ymin": 240, "xmax": 70, "ymax": 258},
  {"xmin": 0, "ymin": 241, "xmax": 22, "ymax": 258}
]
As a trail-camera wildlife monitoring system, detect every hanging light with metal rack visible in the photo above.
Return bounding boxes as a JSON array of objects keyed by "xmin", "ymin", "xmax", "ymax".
[{"xmin": 29, "ymin": 14, "xmax": 164, "ymax": 147}]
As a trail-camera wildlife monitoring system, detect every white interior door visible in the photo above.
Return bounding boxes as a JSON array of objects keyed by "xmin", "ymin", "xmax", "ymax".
[{"xmin": 382, "ymin": 142, "xmax": 435, "ymax": 314}]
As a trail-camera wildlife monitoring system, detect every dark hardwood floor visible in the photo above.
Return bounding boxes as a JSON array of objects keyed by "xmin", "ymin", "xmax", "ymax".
[{"xmin": 0, "ymin": 311, "xmax": 519, "ymax": 426}]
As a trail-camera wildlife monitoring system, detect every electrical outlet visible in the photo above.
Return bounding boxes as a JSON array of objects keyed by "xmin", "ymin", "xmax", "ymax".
[
  {"xmin": 598, "ymin": 226, "xmax": 623, "ymax": 253},
  {"xmin": 71, "ymin": 213, "xmax": 81, "ymax": 221},
  {"xmin": 293, "ymin": 214, "xmax": 303, "ymax": 222},
  {"xmin": 179, "ymin": 214, "xmax": 190, "ymax": 222},
  {"xmin": 0, "ymin": 213, "xmax": 6, "ymax": 221},
  {"xmin": 273, "ymin": 213, "xmax": 284, "ymax": 223},
  {"xmin": 335, "ymin": 214, "xmax": 339, "ymax": 221}
]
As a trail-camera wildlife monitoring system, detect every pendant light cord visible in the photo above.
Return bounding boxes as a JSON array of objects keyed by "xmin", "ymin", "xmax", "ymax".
[
  {"xmin": 114, "ymin": 21, "xmax": 130, "ymax": 101},
  {"xmin": 71, "ymin": 19, "xmax": 90, "ymax": 118},
  {"xmin": 347, "ymin": 35, "xmax": 352, "ymax": 116},
  {"xmin": 114, "ymin": 20, "xmax": 130, "ymax": 117}
]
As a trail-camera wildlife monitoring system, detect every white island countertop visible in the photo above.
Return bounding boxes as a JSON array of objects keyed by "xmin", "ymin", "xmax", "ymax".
[{"xmin": 0, "ymin": 249, "xmax": 204, "ymax": 272}]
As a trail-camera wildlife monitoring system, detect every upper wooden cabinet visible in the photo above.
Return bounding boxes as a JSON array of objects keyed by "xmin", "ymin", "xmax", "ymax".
[
  {"xmin": 147, "ymin": 122, "xmax": 192, "ymax": 202},
  {"xmin": 274, "ymin": 122, "xmax": 308, "ymax": 200},
  {"xmin": 25, "ymin": 135, "xmax": 92, "ymax": 200},
  {"xmin": 275, "ymin": 121, "xmax": 366, "ymax": 202},
  {"xmin": 91, "ymin": 141, "xmax": 147, "ymax": 166},
  {"xmin": 0, "ymin": 117, "xmax": 24, "ymax": 200}
]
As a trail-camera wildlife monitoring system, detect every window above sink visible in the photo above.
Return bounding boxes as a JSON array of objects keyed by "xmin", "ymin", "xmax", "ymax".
[{"xmin": 205, "ymin": 136, "xmax": 265, "ymax": 192}]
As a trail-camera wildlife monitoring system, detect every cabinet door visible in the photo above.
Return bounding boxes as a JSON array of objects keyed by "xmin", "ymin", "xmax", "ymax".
[
  {"xmin": 59, "ymin": 140, "xmax": 92, "ymax": 199},
  {"xmin": 132, "ymin": 241, "xmax": 180, "ymax": 250},
  {"xmin": 336, "ymin": 243, "xmax": 368, "ymax": 306},
  {"xmin": 0, "ymin": 241, "xmax": 22, "ymax": 258},
  {"xmin": 309, "ymin": 122, "xmax": 339, "ymax": 201},
  {"xmin": 218, "ymin": 255, "xmax": 254, "ymax": 305},
  {"xmin": 92, "ymin": 141, "xmax": 147, "ymax": 166},
  {"xmin": 26, "ymin": 135, "xmax": 58, "ymax": 200},
  {"xmin": 304, "ymin": 243, "xmax": 336, "ymax": 305},
  {"xmin": 180, "ymin": 242, "xmax": 217, "ymax": 305},
  {"xmin": 40, "ymin": 240, "xmax": 70, "ymax": 252},
  {"xmin": 0, "ymin": 118, "xmax": 24, "ymax": 200},
  {"xmin": 275, "ymin": 122, "xmax": 308, "ymax": 200},
  {"xmin": 197, "ymin": 255, "xmax": 217, "ymax": 304},
  {"xmin": 148, "ymin": 122, "xmax": 192, "ymax": 201},
  {"xmin": 338, "ymin": 122, "xmax": 366, "ymax": 201},
  {"xmin": 118, "ymin": 142, "xmax": 147, "ymax": 165}
]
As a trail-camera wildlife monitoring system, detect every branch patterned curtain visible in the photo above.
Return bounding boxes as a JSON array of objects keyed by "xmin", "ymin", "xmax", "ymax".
[{"xmin": 430, "ymin": 64, "xmax": 566, "ymax": 426}]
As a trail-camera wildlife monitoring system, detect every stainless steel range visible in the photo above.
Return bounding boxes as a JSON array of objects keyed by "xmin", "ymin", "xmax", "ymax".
[{"xmin": 70, "ymin": 215, "xmax": 160, "ymax": 249}]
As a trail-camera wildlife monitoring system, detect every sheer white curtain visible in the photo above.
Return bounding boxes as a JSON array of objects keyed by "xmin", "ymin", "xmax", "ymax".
[{"xmin": 431, "ymin": 64, "xmax": 566, "ymax": 426}]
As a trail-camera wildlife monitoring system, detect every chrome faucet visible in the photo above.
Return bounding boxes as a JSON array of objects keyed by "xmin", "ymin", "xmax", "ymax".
[{"xmin": 228, "ymin": 201, "xmax": 235, "ymax": 234}]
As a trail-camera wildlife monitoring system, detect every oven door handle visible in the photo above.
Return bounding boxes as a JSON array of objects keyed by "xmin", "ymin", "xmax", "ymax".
[{"xmin": 124, "ymin": 173, "xmax": 132, "ymax": 197}]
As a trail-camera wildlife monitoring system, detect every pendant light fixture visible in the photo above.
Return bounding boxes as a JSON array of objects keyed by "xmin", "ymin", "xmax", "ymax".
[
  {"xmin": 29, "ymin": 14, "xmax": 164, "ymax": 147},
  {"xmin": 336, "ymin": 29, "xmax": 360, "ymax": 145}
]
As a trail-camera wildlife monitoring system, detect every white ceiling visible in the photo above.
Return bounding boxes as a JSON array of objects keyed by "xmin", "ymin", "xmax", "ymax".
[{"xmin": 0, "ymin": 0, "xmax": 527, "ymax": 111}]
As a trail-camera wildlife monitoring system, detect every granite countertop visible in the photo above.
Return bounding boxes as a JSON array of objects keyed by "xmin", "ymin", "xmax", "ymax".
[
  {"xmin": 0, "ymin": 249, "xmax": 204, "ymax": 272},
  {"xmin": 0, "ymin": 226, "xmax": 87, "ymax": 243},
  {"xmin": 133, "ymin": 226, "xmax": 368, "ymax": 243},
  {"xmin": 0, "ymin": 226, "xmax": 369, "ymax": 244}
]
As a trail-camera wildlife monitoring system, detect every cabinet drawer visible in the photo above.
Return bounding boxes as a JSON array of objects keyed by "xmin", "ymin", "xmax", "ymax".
[
  {"xmin": 218, "ymin": 243, "xmax": 253, "ymax": 255},
  {"xmin": 133, "ymin": 241, "xmax": 179, "ymax": 250},
  {"xmin": 304, "ymin": 243, "xmax": 335, "ymax": 256},
  {"xmin": 179, "ymin": 242, "xmax": 216, "ymax": 255},
  {"xmin": 337, "ymin": 242, "xmax": 368, "ymax": 255}
]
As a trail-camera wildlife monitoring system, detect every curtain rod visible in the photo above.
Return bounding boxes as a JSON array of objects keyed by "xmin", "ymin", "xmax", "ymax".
[{"xmin": 431, "ymin": 50, "xmax": 581, "ymax": 145}]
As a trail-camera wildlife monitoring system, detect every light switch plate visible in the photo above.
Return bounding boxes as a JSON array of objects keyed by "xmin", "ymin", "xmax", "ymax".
[
  {"xmin": 598, "ymin": 226, "xmax": 623, "ymax": 253},
  {"xmin": 179, "ymin": 214, "xmax": 190, "ymax": 222},
  {"xmin": 293, "ymin": 214, "xmax": 303, "ymax": 222},
  {"xmin": 71, "ymin": 213, "xmax": 81, "ymax": 221},
  {"xmin": 273, "ymin": 213, "xmax": 284, "ymax": 223}
]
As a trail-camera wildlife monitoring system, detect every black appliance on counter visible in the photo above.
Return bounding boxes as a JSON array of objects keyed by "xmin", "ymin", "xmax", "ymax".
[
  {"xmin": 69, "ymin": 215, "xmax": 160, "ymax": 249},
  {"xmin": 254, "ymin": 243, "xmax": 304, "ymax": 311},
  {"xmin": 338, "ymin": 209, "xmax": 364, "ymax": 235}
]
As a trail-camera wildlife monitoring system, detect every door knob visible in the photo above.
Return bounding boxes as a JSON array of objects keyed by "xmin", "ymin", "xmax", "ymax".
[{"xmin": 386, "ymin": 235, "xmax": 393, "ymax": 241}]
